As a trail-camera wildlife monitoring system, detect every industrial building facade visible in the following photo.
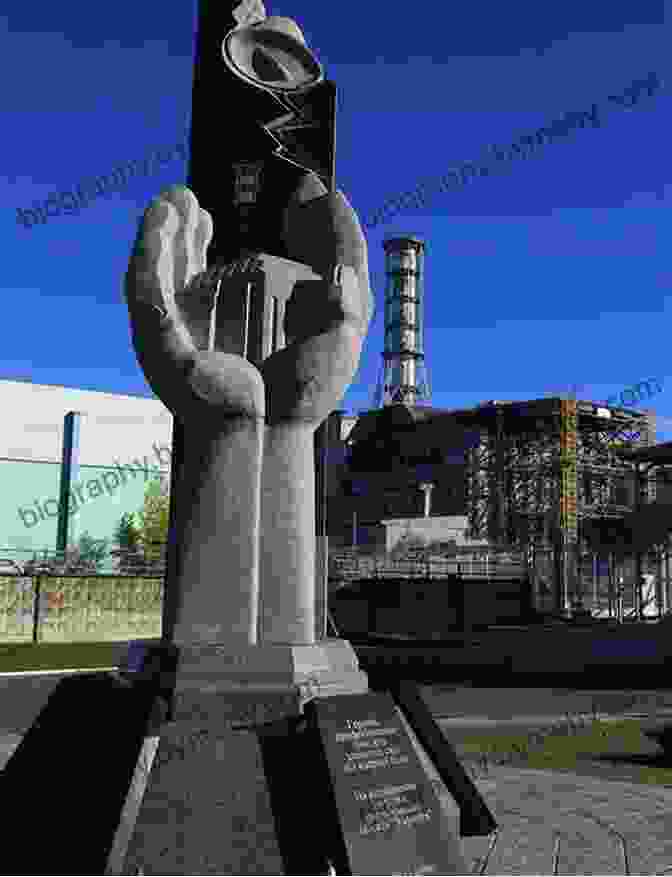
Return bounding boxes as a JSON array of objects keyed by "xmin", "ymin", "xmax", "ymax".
[
  {"xmin": 321, "ymin": 234, "xmax": 672, "ymax": 621},
  {"xmin": 323, "ymin": 396, "xmax": 672, "ymax": 619},
  {"xmin": 0, "ymin": 380, "xmax": 172, "ymax": 571}
]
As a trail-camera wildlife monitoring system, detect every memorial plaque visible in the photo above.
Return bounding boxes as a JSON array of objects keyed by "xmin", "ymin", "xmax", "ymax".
[{"xmin": 306, "ymin": 692, "xmax": 467, "ymax": 876}]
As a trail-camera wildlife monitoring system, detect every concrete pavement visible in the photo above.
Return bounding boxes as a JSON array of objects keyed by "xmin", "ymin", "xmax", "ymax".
[
  {"xmin": 419, "ymin": 686, "xmax": 672, "ymax": 721},
  {"xmin": 460, "ymin": 765, "xmax": 672, "ymax": 875},
  {"xmin": 437, "ymin": 710, "xmax": 672, "ymax": 730},
  {"xmin": 429, "ymin": 689, "xmax": 672, "ymax": 874}
]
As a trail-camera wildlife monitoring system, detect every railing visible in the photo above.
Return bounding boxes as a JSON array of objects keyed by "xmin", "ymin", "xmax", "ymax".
[
  {"xmin": 468, "ymin": 824, "xmax": 635, "ymax": 875},
  {"xmin": 3, "ymin": 544, "xmax": 167, "ymax": 578},
  {"xmin": 465, "ymin": 813, "xmax": 672, "ymax": 875},
  {"xmin": 329, "ymin": 552, "xmax": 524, "ymax": 582}
]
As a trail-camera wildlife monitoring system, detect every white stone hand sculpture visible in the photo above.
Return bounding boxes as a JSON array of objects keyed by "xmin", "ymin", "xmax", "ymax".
[
  {"xmin": 124, "ymin": 177, "xmax": 373, "ymax": 429},
  {"xmin": 124, "ymin": 186, "xmax": 266, "ymax": 428},
  {"xmin": 124, "ymin": 176, "xmax": 373, "ymax": 645}
]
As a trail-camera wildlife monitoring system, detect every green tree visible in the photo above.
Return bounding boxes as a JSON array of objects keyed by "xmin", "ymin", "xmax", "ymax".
[
  {"xmin": 111, "ymin": 512, "xmax": 145, "ymax": 574},
  {"xmin": 77, "ymin": 531, "xmax": 109, "ymax": 568},
  {"xmin": 113, "ymin": 512, "xmax": 140, "ymax": 550},
  {"xmin": 135, "ymin": 476, "xmax": 170, "ymax": 569},
  {"xmin": 41, "ymin": 531, "xmax": 109, "ymax": 574}
]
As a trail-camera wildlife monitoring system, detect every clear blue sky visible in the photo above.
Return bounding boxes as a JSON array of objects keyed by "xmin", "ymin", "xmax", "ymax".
[{"xmin": 2, "ymin": 2, "xmax": 670, "ymax": 436}]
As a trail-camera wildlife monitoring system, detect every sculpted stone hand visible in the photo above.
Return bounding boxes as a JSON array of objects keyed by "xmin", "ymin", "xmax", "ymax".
[
  {"xmin": 260, "ymin": 172, "xmax": 374, "ymax": 427},
  {"xmin": 257, "ymin": 171, "xmax": 373, "ymax": 642},
  {"xmin": 123, "ymin": 177, "xmax": 373, "ymax": 428},
  {"xmin": 123, "ymin": 185, "xmax": 265, "ymax": 426},
  {"xmin": 124, "ymin": 185, "xmax": 268, "ymax": 645},
  {"xmin": 124, "ymin": 177, "xmax": 372, "ymax": 646}
]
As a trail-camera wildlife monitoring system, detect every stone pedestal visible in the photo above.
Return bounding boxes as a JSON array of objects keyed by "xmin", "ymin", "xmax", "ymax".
[
  {"xmin": 106, "ymin": 638, "xmax": 370, "ymax": 875},
  {"xmin": 119, "ymin": 638, "xmax": 368, "ymax": 706},
  {"xmin": 106, "ymin": 640, "xmax": 470, "ymax": 876},
  {"xmin": 166, "ymin": 638, "xmax": 369, "ymax": 707},
  {"xmin": 110, "ymin": 694, "xmax": 316, "ymax": 875}
]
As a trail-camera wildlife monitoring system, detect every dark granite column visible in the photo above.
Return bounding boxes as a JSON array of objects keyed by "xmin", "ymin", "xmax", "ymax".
[{"xmin": 162, "ymin": 0, "xmax": 307, "ymax": 648}]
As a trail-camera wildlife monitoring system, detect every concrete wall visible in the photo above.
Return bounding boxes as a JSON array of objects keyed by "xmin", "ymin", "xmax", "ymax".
[
  {"xmin": 331, "ymin": 576, "xmax": 530, "ymax": 639},
  {"xmin": 380, "ymin": 515, "xmax": 490, "ymax": 553},
  {"xmin": 355, "ymin": 622, "xmax": 672, "ymax": 685}
]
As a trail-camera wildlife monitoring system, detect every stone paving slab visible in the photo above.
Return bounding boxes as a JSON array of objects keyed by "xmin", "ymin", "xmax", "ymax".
[{"xmin": 461, "ymin": 766, "xmax": 672, "ymax": 875}]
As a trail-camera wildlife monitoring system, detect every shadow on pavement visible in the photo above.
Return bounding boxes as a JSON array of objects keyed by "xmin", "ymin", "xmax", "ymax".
[{"xmin": 0, "ymin": 671, "xmax": 166, "ymax": 875}]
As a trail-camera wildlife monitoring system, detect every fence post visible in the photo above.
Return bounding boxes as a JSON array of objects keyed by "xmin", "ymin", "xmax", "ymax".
[{"xmin": 32, "ymin": 575, "xmax": 42, "ymax": 644}]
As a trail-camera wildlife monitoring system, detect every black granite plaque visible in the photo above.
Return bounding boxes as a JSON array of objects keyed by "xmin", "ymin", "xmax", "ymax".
[{"xmin": 306, "ymin": 692, "xmax": 466, "ymax": 876}]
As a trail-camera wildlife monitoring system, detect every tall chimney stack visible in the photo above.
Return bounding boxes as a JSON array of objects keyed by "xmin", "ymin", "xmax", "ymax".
[{"xmin": 372, "ymin": 235, "xmax": 431, "ymax": 408}]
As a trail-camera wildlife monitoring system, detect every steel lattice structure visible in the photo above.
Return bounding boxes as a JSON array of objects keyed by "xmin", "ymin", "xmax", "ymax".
[{"xmin": 455, "ymin": 398, "xmax": 657, "ymax": 608}]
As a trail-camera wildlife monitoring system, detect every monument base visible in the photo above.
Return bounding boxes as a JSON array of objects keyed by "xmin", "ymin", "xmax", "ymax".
[
  {"xmin": 108, "ymin": 641, "xmax": 468, "ymax": 875},
  {"xmin": 117, "ymin": 637, "xmax": 369, "ymax": 719},
  {"xmin": 106, "ymin": 638, "xmax": 369, "ymax": 874},
  {"xmin": 110, "ymin": 692, "xmax": 329, "ymax": 875},
  {"xmin": 174, "ymin": 638, "xmax": 368, "ymax": 695}
]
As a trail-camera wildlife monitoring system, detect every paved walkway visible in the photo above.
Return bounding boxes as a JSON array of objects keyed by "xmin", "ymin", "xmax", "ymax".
[
  {"xmin": 420, "ymin": 686, "xmax": 672, "ymax": 721},
  {"xmin": 460, "ymin": 765, "xmax": 672, "ymax": 875},
  {"xmin": 429, "ymin": 692, "xmax": 672, "ymax": 874},
  {"xmin": 438, "ymin": 710, "xmax": 672, "ymax": 729}
]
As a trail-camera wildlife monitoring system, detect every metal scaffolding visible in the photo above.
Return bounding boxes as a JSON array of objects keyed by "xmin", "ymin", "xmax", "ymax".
[{"xmin": 455, "ymin": 398, "xmax": 658, "ymax": 614}]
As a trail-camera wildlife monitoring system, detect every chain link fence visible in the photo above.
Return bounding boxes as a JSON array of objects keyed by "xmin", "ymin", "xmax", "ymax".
[{"xmin": 0, "ymin": 546, "xmax": 165, "ymax": 643}]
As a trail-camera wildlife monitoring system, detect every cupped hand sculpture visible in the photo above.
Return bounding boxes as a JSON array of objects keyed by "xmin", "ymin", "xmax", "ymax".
[
  {"xmin": 123, "ymin": 172, "xmax": 373, "ymax": 645},
  {"xmin": 124, "ymin": 173, "xmax": 373, "ymax": 430}
]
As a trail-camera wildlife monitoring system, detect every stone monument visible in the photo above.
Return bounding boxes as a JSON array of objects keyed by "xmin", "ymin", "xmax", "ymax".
[
  {"xmin": 105, "ymin": 2, "xmax": 470, "ymax": 873},
  {"xmin": 121, "ymin": 8, "xmax": 372, "ymax": 700}
]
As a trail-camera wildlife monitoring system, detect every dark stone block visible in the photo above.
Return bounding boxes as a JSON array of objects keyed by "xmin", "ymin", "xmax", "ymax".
[
  {"xmin": 1, "ymin": 672, "xmax": 165, "ymax": 875},
  {"xmin": 306, "ymin": 691, "xmax": 468, "ymax": 875},
  {"xmin": 389, "ymin": 679, "xmax": 497, "ymax": 838},
  {"xmin": 257, "ymin": 714, "xmax": 336, "ymax": 875}
]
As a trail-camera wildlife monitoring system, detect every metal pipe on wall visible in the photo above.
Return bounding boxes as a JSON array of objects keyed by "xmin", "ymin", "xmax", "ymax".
[
  {"xmin": 593, "ymin": 552, "xmax": 598, "ymax": 612},
  {"xmin": 56, "ymin": 411, "xmax": 85, "ymax": 555},
  {"xmin": 663, "ymin": 535, "xmax": 670, "ymax": 612},
  {"xmin": 608, "ymin": 551, "xmax": 614, "ymax": 619}
]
